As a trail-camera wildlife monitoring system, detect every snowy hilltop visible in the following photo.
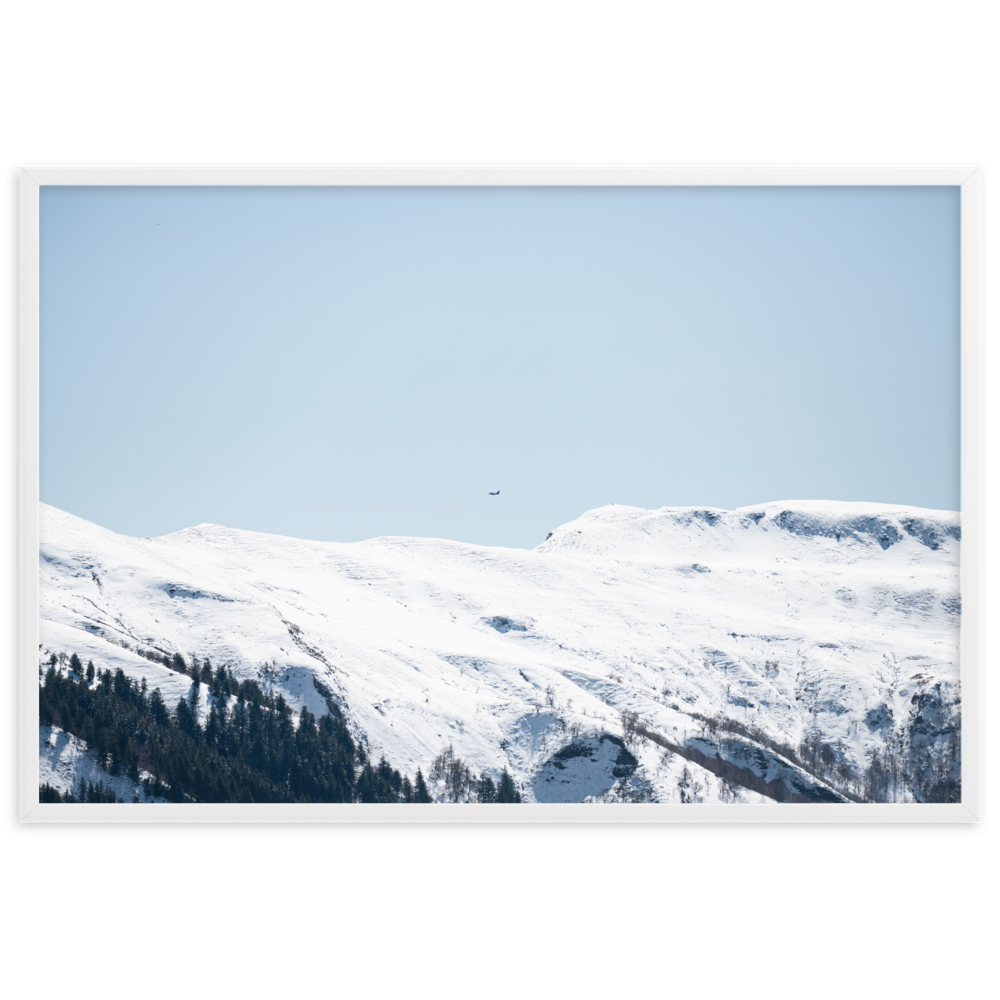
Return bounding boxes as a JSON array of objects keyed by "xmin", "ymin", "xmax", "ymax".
[{"xmin": 37, "ymin": 499, "xmax": 961, "ymax": 804}]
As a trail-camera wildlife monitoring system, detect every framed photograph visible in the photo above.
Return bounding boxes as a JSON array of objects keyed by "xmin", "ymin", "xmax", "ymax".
[{"xmin": 18, "ymin": 166, "xmax": 982, "ymax": 823}]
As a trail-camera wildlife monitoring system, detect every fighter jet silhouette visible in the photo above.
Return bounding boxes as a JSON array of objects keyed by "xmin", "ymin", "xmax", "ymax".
[{"xmin": 488, "ymin": 490, "xmax": 500, "ymax": 496}]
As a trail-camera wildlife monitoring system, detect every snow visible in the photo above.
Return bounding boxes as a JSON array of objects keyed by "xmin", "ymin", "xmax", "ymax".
[
  {"xmin": 37, "ymin": 499, "xmax": 960, "ymax": 803},
  {"xmin": 39, "ymin": 724, "xmax": 165, "ymax": 803}
]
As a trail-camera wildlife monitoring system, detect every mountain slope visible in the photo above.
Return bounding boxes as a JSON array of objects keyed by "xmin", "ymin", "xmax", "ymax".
[{"xmin": 38, "ymin": 499, "xmax": 961, "ymax": 803}]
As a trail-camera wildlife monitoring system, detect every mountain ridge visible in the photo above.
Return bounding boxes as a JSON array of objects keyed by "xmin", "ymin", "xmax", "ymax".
[{"xmin": 37, "ymin": 499, "xmax": 961, "ymax": 804}]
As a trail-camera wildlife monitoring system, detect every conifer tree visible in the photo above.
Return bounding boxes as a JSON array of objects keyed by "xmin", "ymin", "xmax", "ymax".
[
  {"xmin": 176, "ymin": 696, "xmax": 199, "ymax": 738},
  {"xmin": 69, "ymin": 652, "xmax": 83, "ymax": 676},
  {"xmin": 412, "ymin": 768, "xmax": 432, "ymax": 803},
  {"xmin": 496, "ymin": 768, "xmax": 521, "ymax": 803},
  {"xmin": 354, "ymin": 762, "xmax": 378, "ymax": 803},
  {"xmin": 477, "ymin": 773, "xmax": 498, "ymax": 803},
  {"xmin": 113, "ymin": 667, "xmax": 131, "ymax": 699},
  {"xmin": 39, "ymin": 783, "xmax": 64, "ymax": 803},
  {"xmin": 149, "ymin": 687, "xmax": 168, "ymax": 726},
  {"xmin": 376, "ymin": 755, "xmax": 389, "ymax": 780},
  {"xmin": 86, "ymin": 660, "xmax": 96, "ymax": 684},
  {"xmin": 204, "ymin": 705, "xmax": 220, "ymax": 745},
  {"xmin": 127, "ymin": 746, "xmax": 140, "ymax": 782}
]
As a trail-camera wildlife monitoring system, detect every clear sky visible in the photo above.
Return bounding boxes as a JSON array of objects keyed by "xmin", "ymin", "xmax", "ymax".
[{"xmin": 40, "ymin": 184, "xmax": 960, "ymax": 548}]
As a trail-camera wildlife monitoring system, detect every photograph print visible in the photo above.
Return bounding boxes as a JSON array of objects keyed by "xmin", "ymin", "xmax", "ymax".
[{"xmin": 33, "ymin": 177, "xmax": 964, "ymax": 812}]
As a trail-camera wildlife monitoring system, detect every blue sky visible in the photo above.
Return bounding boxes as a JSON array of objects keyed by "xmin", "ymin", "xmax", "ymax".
[{"xmin": 40, "ymin": 185, "xmax": 959, "ymax": 548}]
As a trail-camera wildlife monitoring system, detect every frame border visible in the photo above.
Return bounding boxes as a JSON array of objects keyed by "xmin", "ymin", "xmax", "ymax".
[{"xmin": 19, "ymin": 165, "xmax": 983, "ymax": 824}]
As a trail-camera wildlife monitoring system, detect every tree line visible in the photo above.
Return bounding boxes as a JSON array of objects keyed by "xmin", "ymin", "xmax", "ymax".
[
  {"xmin": 427, "ymin": 744, "xmax": 521, "ymax": 802},
  {"xmin": 40, "ymin": 779, "xmax": 126, "ymax": 803},
  {"xmin": 41, "ymin": 652, "xmax": 532, "ymax": 805},
  {"xmin": 38, "ymin": 653, "xmax": 472, "ymax": 804}
]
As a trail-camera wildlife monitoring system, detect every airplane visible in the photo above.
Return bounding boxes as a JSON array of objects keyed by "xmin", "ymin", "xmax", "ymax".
[{"xmin": 488, "ymin": 490, "xmax": 500, "ymax": 496}]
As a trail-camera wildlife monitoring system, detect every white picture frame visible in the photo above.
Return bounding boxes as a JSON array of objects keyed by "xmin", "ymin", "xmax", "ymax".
[{"xmin": 18, "ymin": 164, "xmax": 983, "ymax": 823}]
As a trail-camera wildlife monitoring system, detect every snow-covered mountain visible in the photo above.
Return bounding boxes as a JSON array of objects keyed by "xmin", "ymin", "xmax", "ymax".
[{"xmin": 38, "ymin": 499, "xmax": 961, "ymax": 804}]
